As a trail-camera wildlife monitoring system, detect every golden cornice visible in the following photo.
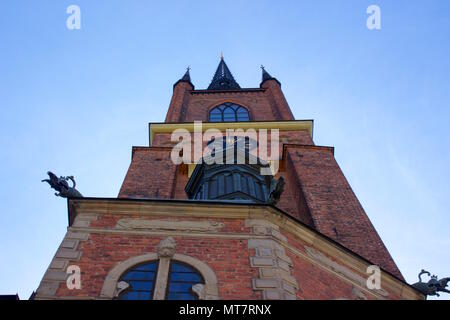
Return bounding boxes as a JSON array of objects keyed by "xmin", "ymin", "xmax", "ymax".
[{"xmin": 148, "ymin": 120, "xmax": 314, "ymax": 146}]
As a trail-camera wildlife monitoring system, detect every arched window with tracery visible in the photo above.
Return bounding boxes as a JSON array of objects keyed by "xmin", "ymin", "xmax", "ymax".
[
  {"xmin": 118, "ymin": 260, "xmax": 204, "ymax": 300},
  {"xmin": 186, "ymin": 164, "xmax": 271, "ymax": 203},
  {"xmin": 209, "ymin": 103, "xmax": 250, "ymax": 122}
]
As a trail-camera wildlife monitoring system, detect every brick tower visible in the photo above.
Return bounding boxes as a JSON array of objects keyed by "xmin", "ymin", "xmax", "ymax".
[{"xmin": 35, "ymin": 58, "xmax": 423, "ymax": 300}]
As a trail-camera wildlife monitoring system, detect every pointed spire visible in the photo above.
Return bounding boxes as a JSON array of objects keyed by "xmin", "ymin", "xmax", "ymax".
[
  {"xmin": 174, "ymin": 66, "xmax": 194, "ymax": 89},
  {"xmin": 207, "ymin": 57, "xmax": 241, "ymax": 90},
  {"xmin": 181, "ymin": 66, "xmax": 191, "ymax": 82},
  {"xmin": 260, "ymin": 65, "xmax": 281, "ymax": 87},
  {"xmin": 261, "ymin": 65, "xmax": 273, "ymax": 82}
]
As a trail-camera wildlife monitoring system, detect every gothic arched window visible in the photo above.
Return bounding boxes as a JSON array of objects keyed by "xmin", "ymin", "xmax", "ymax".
[
  {"xmin": 118, "ymin": 261, "xmax": 204, "ymax": 300},
  {"xmin": 209, "ymin": 103, "xmax": 250, "ymax": 122}
]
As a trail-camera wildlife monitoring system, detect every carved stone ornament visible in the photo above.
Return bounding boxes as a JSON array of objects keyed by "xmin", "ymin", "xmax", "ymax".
[
  {"xmin": 116, "ymin": 219, "xmax": 225, "ymax": 233},
  {"xmin": 192, "ymin": 284, "xmax": 206, "ymax": 300},
  {"xmin": 42, "ymin": 171, "xmax": 83, "ymax": 198},
  {"xmin": 157, "ymin": 237, "xmax": 177, "ymax": 258},
  {"xmin": 114, "ymin": 281, "xmax": 130, "ymax": 298},
  {"xmin": 268, "ymin": 176, "xmax": 285, "ymax": 205},
  {"xmin": 412, "ymin": 269, "xmax": 450, "ymax": 297}
]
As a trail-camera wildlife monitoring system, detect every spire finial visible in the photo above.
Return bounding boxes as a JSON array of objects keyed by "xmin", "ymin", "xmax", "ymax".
[{"xmin": 220, "ymin": 52, "xmax": 224, "ymax": 60}]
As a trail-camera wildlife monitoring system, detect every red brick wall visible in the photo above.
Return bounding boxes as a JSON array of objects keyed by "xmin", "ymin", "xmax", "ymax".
[
  {"xmin": 260, "ymin": 79, "xmax": 295, "ymax": 120},
  {"xmin": 51, "ymin": 211, "xmax": 408, "ymax": 300},
  {"xmin": 164, "ymin": 81, "xmax": 294, "ymax": 123},
  {"xmin": 284, "ymin": 146, "xmax": 403, "ymax": 279},
  {"xmin": 119, "ymin": 147, "xmax": 176, "ymax": 199},
  {"xmin": 165, "ymin": 82, "xmax": 194, "ymax": 122},
  {"xmin": 55, "ymin": 214, "xmax": 261, "ymax": 300}
]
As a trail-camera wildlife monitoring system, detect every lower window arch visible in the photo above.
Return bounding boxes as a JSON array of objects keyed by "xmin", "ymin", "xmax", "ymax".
[
  {"xmin": 100, "ymin": 251, "xmax": 219, "ymax": 300},
  {"xmin": 118, "ymin": 260, "xmax": 205, "ymax": 300}
]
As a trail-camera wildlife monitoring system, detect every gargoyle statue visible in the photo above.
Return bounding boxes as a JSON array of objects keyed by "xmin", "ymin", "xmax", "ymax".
[
  {"xmin": 42, "ymin": 171, "xmax": 83, "ymax": 198},
  {"xmin": 268, "ymin": 176, "xmax": 285, "ymax": 205},
  {"xmin": 412, "ymin": 269, "xmax": 450, "ymax": 297}
]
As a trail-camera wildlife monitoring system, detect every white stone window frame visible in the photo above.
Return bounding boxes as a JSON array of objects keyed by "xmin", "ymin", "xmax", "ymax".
[{"xmin": 100, "ymin": 243, "xmax": 219, "ymax": 300}]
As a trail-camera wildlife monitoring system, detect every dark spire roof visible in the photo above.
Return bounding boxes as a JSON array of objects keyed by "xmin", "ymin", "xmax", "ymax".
[
  {"xmin": 260, "ymin": 65, "xmax": 281, "ymax": 86},
  {"xmin": 207, "ymin": 57, "xmax": 241, "ymax": 90},
  {"xmin": 181, "ymin": 67, "xmax": 191, "ymax": 82},
  {"xmin": 174, "ymin": 66, "xmax": 194, "ymax": 89},
  {"xmin": 261, "ymin": 65, "xmax": 274, "ymax": 82}
]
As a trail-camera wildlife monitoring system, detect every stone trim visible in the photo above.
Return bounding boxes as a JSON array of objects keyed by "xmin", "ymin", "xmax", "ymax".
[
  {"xmin": 153, "ymin": 257, "xmax": 171, "ymax": 300},
  {"xmin": 304, "ymin": 246, "xmax": 389, "ymax": 298},
  {"xmin": 246, "ymin": 219, "xmax": 298, "ymax": 300},
  {"xmin": 34, "ymin": 214, "xmax": 97, "ymax": 299}
]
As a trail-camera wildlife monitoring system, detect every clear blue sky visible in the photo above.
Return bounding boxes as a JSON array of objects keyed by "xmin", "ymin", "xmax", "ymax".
[{"xmin": 1, "ymin": 0, "xmax": 449, "ymax": 299}]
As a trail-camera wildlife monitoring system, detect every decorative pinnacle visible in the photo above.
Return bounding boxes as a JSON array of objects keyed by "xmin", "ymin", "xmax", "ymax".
[
  {"xmin": 260, "ymin": 65, "xmax": 281, "ymax": 86},
  {"xmin": 207, "ymin": 56, "xmax": 241, "ymax": 90}
]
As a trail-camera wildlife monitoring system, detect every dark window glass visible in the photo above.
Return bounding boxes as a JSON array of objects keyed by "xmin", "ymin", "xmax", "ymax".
[
  {"xmin": 119, "ymin": 262, "xmax": 158, "ymax": 300},
  {"xmin": 223, "ymin": 107, "xmax": 236, "ymax": 121},
  {"xmin": 225, "ymin": 174, "xmax": 233, "ymax": 193},
  {"xmin": 209, "ymin": 108, "xmax": 222, "ymax": 122},
  {"xmin": 166, "ymin": 262, "xmax": 204, "ymax": 300},
  {"xmin": 209, "ymin": 179, "xmax": 218, "ymax": 198},
  {"xmin": 255, "ymin": 182, "xmax": 262, "ymax": 200},
  {"xmin": 236, "ymin": 107, "xmax": 250, "ymax": 121},
  {"xmin": 241, "ymin": 175, "xmax": 249, "ymax": 193},
  {"xmin": 218, "ymin": 175, "xmax": 225, "ymax": 196},
  {"xmin": 192, "ymin": 167, "xmax": 269, "ymax": 203},
  {"xmin": 209, "ymin": 103, "xmax": 249, "ymax": 122},
  {"xmin": 195, "ymin": 185, "xmax": 203, "ymax": 199}
]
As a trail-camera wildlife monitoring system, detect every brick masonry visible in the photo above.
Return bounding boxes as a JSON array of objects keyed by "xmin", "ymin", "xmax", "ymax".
[{"xmin": 34, "ymin": 201, "xmax": 422, "ymax": 300}]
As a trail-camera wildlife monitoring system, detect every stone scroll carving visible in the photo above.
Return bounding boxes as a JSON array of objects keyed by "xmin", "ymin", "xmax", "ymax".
[
  {"xmin": 192, "ymin": 284, "xmax": 206, "ymax": 300},
  {"xmin": 114, "ymin": 281, "xmax": 130, "ymax": 298},
  {"xmin": 116, "ymin": 219, "xmax": 225, "ymax": 233}
]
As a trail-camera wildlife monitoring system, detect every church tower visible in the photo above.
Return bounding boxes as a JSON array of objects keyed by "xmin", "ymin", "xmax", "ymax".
[{"xmin": 35, "ymin": 57, "xmax": 423, "ymax": 300}]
